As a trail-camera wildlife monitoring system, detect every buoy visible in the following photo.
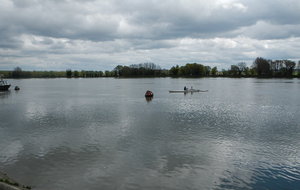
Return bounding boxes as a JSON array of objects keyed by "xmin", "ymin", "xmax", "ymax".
[
  {"xmin": 15, "ymin": 86, "xmax": 20, "ymax": 90},
  {"xmin": 145, "ymin": 90, "xmax": 153, "ymax": 98}
]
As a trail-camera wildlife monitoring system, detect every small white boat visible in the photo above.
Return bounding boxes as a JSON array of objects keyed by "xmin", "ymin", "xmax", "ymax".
[
  {"xmin": 169, "ymin": 89, "xmax": 208, "ymax": 93},
  {"xmin": 0, "ymin": 76, "xmax": 10, "ymax": 91}
]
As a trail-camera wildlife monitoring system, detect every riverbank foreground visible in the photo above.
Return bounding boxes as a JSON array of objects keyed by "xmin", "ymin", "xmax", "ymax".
[{"xmin": 0, "ymin": 172, "xmax": 31, "ymax": 190}]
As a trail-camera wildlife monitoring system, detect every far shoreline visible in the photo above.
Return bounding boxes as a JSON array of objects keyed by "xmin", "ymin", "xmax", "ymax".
[
  {"xmin": 2, "ymin": 76, "xmax": 299, "ymax": 79},
  {"xmin": 1, "ymin": 57, "xmax": 300, "ymax": 79}
]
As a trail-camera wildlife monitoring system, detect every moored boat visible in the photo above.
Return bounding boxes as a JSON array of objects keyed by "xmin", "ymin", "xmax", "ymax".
[
  {"xmin": 145, "ymin": 90, "xmax": 154, "ymax": 97},
  {"xmin": 0, "ymin": 76, "xmax": 10, "ymax": 91}
]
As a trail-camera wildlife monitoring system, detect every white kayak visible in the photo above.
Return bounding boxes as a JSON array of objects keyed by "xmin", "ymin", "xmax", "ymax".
[{"xmin": 169, "ymin": 89, "xmax": 208, "ymax": 93}]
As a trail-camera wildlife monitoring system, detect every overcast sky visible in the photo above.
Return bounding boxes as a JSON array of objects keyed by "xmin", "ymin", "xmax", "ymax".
[{"xmin": 0, "ymin": 0, "xmax": 300, "ymax": 70}]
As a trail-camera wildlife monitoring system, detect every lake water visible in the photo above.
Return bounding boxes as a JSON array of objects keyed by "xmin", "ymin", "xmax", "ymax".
[{"xmin": 0, "ymin": 78, "xmax": 299, "ymax": 190}]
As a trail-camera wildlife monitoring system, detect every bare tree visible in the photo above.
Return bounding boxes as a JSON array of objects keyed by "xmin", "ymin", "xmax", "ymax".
[
  {"xmin": 237, "ymin": 62, "xmax": 247, "ymax": 76},
  {"xmin": 283, "ymin": 60, "xmax": 296, "ymax": 76}
]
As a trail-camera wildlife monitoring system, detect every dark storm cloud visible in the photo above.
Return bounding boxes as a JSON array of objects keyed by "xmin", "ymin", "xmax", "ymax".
[
  {"xmin": 1, "ymin": 0, "xmax": 119, "ymax": 42},
  {"xmin": 0, "ymin": 0, "xmax": 300, "ymax": 70},
  {"xmin": 0, "ymin": 36, "xmax": 22, "ymax": 49},
  {"xmin": 2, "ymin": 0, "xmax": 299, "ymax": 42}
]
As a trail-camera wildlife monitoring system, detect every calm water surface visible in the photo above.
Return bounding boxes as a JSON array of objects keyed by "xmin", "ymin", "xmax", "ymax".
[{"xmin": 0, "ymin": 78, "xmax": 299, "ymax": 190}]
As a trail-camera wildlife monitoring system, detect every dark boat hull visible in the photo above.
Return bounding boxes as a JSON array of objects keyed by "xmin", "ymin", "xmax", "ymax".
[{"xmin": 0, "ymin": 85, "xmax": 11, "ymax": 91}]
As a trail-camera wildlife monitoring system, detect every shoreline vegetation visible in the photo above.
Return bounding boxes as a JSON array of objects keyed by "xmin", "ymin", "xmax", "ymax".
[
  {"xmin": 1, "ymin": 57, "xmax": 299, "ymax": 79},
  {"xmin": 0, "ymin": 172, "xmax": 31, "ymax": 190}
]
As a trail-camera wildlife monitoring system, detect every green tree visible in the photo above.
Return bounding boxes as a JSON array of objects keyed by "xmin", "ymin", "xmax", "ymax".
[
  {"xmin": 298, "ymin": 61, "xmax": 300, "ymax": 77},
  {"xmin": 73, "ymin": 70, "xmax": 79, "ymax": 78},
  {"xmin": 170, "ymin": 65, "xmax": 180, "ymax": 76},
  {"xmin": 204, "ymin": 66, "xmax": 211, "ymax": 76},
  {"xmin": 221, "ymin": 69, "xmax": 229, "ymax": 76},
  {"xmin": 104, "ymin": 70, "xmax": 113, "ymax": 77},
  {"xmin": 211, "ymin": 66, "xmax": 218, "ymax": 76},
  {"xmin": 114, "ymin": 65, "xmax": 124, "ymax": 77},
  {"xmin": 244, "ymin": 67, "xmax": 250, "ymax": 76},
  {"xmin": 253, "ymin": 57, "xmax": 271, "ymax": 77},
  {"xmin": 66, "ymin": 69, "xmax": 72, "ymax": 78},
  {"xmin": 179, "ymin": 63, "xmax": 206, "ymax": 77},
  {"xmin": 229, "ymin": 65, "xmax": 239, "ymax": 76},
  {"xmin": 97, "ymin": 71, "xmax": 104, "ymax": 77}
]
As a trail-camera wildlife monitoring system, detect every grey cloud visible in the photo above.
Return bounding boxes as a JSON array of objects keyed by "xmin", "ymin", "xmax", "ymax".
[
  {"xmin": 235, "ymin": 21, "xmax": 300, "ymax": 40},
  {"xmin": 2, "ymin": 0, "xmax": 120, "ymax": 42},
  {"xmin": 113, "ymin": 0, "xmax": 300, "ymax": 40},
  {"xmin": 2, "ymin": 0, "xmax": 300, "ymax": 42},
  {"xmin": 116, "ymin": 1, "xmax": 254, "ymax": 39},
  {"xmin": 0, "ymin": 37, "xmax": 22, "ymax": 49},
  {"xmin": 246, "ymin": 0, "xmax": 300, "ymax": 25}
]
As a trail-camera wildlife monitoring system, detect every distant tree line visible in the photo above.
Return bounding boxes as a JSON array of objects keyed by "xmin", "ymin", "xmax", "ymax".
[
  {"xmin": 223, "ymin": 58, "xmax": 299, "ymax": 78},
  {"xmin": 1, "ymin": 58, "xmax": 299, "ymax": 78},
  {"xmin": 113, "ymin": 62, "xmax": 168, "ymax": 77},
  {"xmin": 169, "ymin": 63, "xmax": 218, "ymax": 77},
  {"xmin": 253, "ymin": 57, "xmax": 297, "ymax": 77},
  {"xmin": 1, "ymin": 67, "xmax": 109, "ymax": 78},
  {"xmin": 5, "ymin": 67, "xmax": 66, "ymax": 78}
]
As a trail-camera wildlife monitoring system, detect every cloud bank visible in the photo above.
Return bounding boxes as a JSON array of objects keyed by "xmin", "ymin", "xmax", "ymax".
[{"xmin": 1, "ymin": 0, "xmax": 300, "ymax": 70}]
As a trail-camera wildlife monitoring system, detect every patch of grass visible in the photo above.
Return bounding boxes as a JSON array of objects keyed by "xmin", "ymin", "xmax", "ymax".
[
  {"xmin": 0, "ymin": 178, "xmax": 19, "ymax": 187},
  {"xmin": 23, "ymin": 185, "xmax": 32, "ymax": 189},
  {"xmin": 1, "ymin": 176, "xmax": 31, "ymax": 189}
]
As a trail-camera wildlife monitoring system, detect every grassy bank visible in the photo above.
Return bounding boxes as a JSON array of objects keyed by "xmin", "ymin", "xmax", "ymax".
[{"xmin": 0, "ymin": 172, "xmax": 31, "ymax": 190}]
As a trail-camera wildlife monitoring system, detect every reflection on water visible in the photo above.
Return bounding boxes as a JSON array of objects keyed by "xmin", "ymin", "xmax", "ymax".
[
  {"xmin": 145, "ymin": 96, "xmax": 153, "ymax": 102},
  {"xmin": 0, "ymin": 78, "xmax": 299, "ymax": 190},
  {"xmin": 0, "ymin": 91, "xmax": 11, "ymax": 99}
]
